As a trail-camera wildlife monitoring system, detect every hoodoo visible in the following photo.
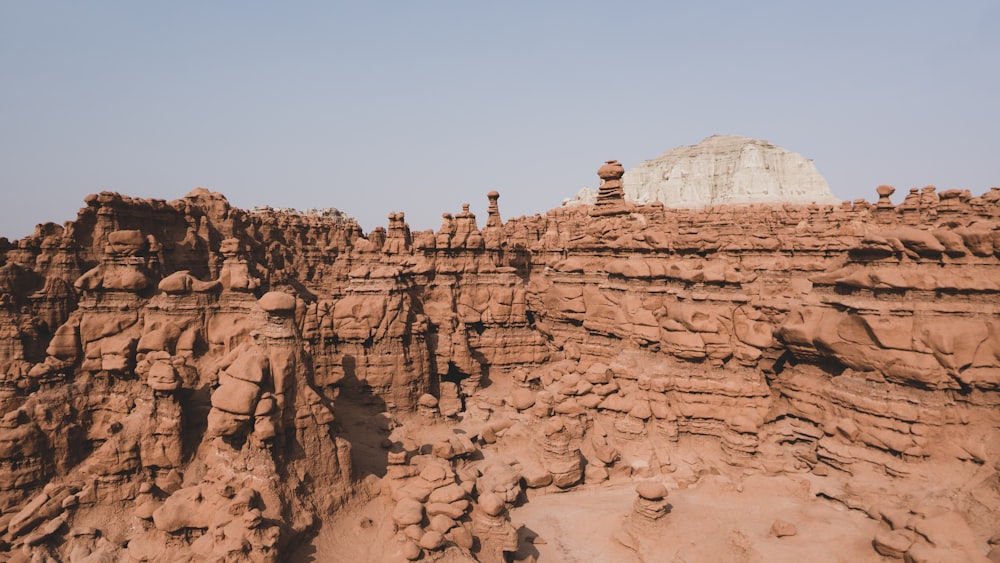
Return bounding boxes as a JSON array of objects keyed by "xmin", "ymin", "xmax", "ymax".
[{"xmin": 0, "ymin": 170, "xmax": 998, "ymax": 562}]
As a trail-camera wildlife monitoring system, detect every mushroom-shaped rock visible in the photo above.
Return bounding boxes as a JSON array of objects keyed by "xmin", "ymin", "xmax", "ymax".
[
  {"xmin": 876, "ymin": 185, "xmax": 896, "ymax": 208},
  {"xmin": 598, "ymin": 160, "xmax": 626, "ymax": 181},
  {"xmin": 258, "ymin": 291, "xmax": 296, "ymax": 313},
  {"xmin": 636, "ymin": 482, "xmax": 668, "ymax": 501},
  {"xmin": 629, "ymin": 483, "xmax": 671, "ymax": 522}
]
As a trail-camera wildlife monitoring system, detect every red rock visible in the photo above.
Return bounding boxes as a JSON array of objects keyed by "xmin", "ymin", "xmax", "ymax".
[
  {"xmin": 510, "ymin": 388, "xmax": 536, "ymax": 411},
  {"xmin": 392, "ymin": 498, "xmax": 424, "ymax": 527},
  {"xmin": 635, "ymin": 482, "xmax": 668, "ymax": 501},
  {"xmin": 2, "ymin": 178, "xmax": 999, "ymax": 562},
  {"xmin": 427, "ymin": 483, "xmax": 466, "ymax": 505},
  {"xmin": 448, "ymin": 524, "xmax": 475, "ymax": 550},
  {"xmin": 418, "ymin": 530, "xmax": 445, "ymax": 550},
  {"xmin": 400, "ymin": 540, "xmax": 421, "ymax": 561},
  {"xmin": 258, "ymin": 291, "xmax": 296, "ymax": 313},
  {"xmin": 873, "ymin": 529, "xmax": 913, "ymax": 558}
]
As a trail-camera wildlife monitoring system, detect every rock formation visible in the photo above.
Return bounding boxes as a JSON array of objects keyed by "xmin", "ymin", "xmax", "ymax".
[
  {"xmin": 615, "ymin": 482, "xmax": 670, "ymax": 553},
  {"xmin": 0, "ymin": 167, "xmax": 998, "ymax": 561},
  {"xmin": 591, "ymin": 159, "xmax": 629, "ymax": 216},
  {"xmin": 569, "ymin": 135, "xmax": 839, "ymax": 208}
]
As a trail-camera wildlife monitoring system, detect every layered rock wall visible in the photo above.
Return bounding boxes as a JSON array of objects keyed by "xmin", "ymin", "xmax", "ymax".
[{"xmin": 1, "ymin": 180, "xmax": 999, "ymax": 560}]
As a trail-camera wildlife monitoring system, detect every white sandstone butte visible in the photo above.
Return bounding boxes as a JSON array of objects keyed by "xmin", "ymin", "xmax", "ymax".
[{"xmin": 568, "ymin": 135, "xmax": 839, "ymax": 208}]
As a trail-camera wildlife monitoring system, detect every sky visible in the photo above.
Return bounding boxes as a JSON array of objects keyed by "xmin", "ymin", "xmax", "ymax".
[{"xmin": 1, "ymin": 1, "xmax": 998, "ymax": 239}]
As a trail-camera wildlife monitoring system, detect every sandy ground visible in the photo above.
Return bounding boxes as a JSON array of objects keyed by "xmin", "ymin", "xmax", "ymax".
[
  {"xmin": 509, "ymin": 474, "xmax": 884, "ymax": 563},
  {"xmin": 290, "ymin": 392, "xmax": 898, "ymax": 563},
  {"xmin": 298, "ymin": 470, "xmax": 887, "ymax": 563}
]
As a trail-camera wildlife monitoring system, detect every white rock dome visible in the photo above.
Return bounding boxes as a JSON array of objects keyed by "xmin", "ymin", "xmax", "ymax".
[{"xmin": 567, "ymin": 135, "xmax": 839, "ymax": 208}]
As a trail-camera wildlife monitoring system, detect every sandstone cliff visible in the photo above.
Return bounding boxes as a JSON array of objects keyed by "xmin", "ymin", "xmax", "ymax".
[{"xmin": 0, "ymin": 175, "xmax": 998, "ymax": 562}]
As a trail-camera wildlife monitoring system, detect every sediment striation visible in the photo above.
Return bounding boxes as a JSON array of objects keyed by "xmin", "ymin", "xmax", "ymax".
[{"xmin": 0, "ymin": 172, "xmax": 998, "ymax": 561}]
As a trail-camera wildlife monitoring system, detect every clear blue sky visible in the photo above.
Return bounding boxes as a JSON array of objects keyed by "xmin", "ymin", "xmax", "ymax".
[{"xmin": 2, "ymin": 1, "xmax": 997, "ymax": 239}]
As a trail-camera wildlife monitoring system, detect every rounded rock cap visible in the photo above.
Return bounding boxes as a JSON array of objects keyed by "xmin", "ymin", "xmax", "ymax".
[
  {"xmin": 479, "ymin": 492, "xmax": 504, "ymax": 516},
  {"xmin": 636, "ymin": 481, "xmax": 668, "ymax": 501},
  {"xmin": 258, "ymin": 291, "xmax": 296, "ymax": 313}
]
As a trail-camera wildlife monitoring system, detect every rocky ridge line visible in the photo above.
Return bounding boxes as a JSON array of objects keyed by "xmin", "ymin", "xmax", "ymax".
[{"xmin": 0, "ymin": 173, "xmax": 997, "ymax": 561}]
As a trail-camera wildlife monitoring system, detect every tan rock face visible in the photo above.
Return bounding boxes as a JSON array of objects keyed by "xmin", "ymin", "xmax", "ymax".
[
  {"xmin": 569, "ymin": 135, "xmax": 838, "ymax": 209},
  {"xmin": 1, "ymin": 177, "xmax": 999, "ymax": 561}
]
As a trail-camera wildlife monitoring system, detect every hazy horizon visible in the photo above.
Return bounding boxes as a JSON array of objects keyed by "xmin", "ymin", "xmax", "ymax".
[{"xmin": 2, "ymin": 1, "xmax": 998, "ymax": 239}]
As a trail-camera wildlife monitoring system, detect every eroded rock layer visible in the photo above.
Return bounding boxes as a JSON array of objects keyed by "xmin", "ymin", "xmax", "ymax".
[{"xmin": 0, "ymin": 179, "xmax": 998, "ymax": 561}]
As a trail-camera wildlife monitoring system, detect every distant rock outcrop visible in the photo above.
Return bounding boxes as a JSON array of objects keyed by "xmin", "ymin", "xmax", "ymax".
[{"xmin": 568, "ymin": 135, "xmax": 839, "ymax": 208}]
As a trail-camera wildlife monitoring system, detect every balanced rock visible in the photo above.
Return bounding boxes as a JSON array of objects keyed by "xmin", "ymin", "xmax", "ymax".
[
  {"xmin": 636, "ymin": 482, "xmax": 668, "ymax": 501},
  {"xmin": 259, "ymin": 291, "xmax": 296, "ymax": 313}
]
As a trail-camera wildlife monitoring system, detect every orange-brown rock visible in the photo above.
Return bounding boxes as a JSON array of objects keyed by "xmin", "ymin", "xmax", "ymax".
[{"xmin": 0, "ymin": 179, "xmax": 998, "ymax": 561}]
